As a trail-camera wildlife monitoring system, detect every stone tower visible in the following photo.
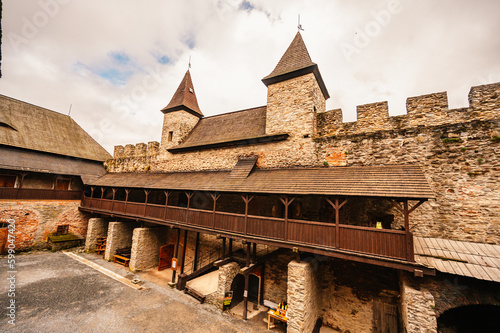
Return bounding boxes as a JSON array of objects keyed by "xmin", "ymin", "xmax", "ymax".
[
  {"xmin": 262, "ymin": 32, "xmax": 329, "ymax": 139},
  {"xmin": 160, "ymin": 70, "xmax": 203, "ymax": 151}
]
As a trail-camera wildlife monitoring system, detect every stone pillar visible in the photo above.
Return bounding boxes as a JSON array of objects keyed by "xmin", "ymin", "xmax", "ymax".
[
  {"xmin": 84, "ymin": 218, "xmax": 108, "ymax": 252},
  {"xmin": 129, "ymin": 227, "xmax": 167, "ymax": 272},
  {"xmin": 214, "ymin": 262, "xmax": 240, "ymax": 309},
  {"xmin": 104, "ymin": 222, "xmax": 135, "ymax": 261},
  {"xmin": 287, "ymin": 260, "xmax": 319, "ymax": 333},
  {"xmin": 400, "ymin": 273, "xmax": 437, "ymax": 333}
]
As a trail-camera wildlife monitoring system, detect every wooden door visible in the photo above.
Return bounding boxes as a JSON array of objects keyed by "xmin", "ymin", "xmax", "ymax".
[
  {"xmin": 158, "ymin": 244, "xmax": 175, "ymax": 271},
  {"xmin": 0, "ymin": 228, "xmax": 8, "ymax": 254},
  {"xmin": 373, "ymin": 301, "xmax": 398, "ymax": 333}
]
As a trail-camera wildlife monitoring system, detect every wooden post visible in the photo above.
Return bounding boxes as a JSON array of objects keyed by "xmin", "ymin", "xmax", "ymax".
[
  {"xmin": 144, "ymin": 189, "xmax": 150, "ymax": 217},
  {"xmin": 252, "ymin": 242, "xmax": 257, "ymax": 264},
  {"xmin": 111, "ymin": 188, "xmax": 117, "ymax": 212},
  {"xmin": 327, "ymin": 197, "xmax": 348, "ymax": 249},
  {"xmin": 124, "ymin": 189, "xmax": 130, "ymax": 214},
  {"xmin": 228, "ymin": 238, "xmax": 233, "ymax": 257},
  {"xmin": 246, "ymin": 242, "xmax": 251, "ymax": 267},
  {"xmin": 99, "ymin": 187, "xmax": 105, "ymax": 209},
  {"xmin": 171, "ymin": 228, "xmax": 181, "ymax": 283},
  {"xmin": 180, "ymin": 229, "xmax": 188, "ymax": 275},
  {"xmin": 242, "ymin": 195, "xmax": 254, "ymax": 236},
  {"xmin": 280, "ymin": 197, "xmax": 295, "ymax": 241},
  {"xmin": 193, "ymin": 232, "xmax": 200, "ymax": 271},
  {"xmin": 243, "ymin": 273, "xmax": 249, "ymax": 320},
  {"xmin": 210, "ymin": 193, "xmax": 220, "ymax": 229},
  {"xmin": 163, "ymin": 191, "xmax": 171, "ymax": 221},
  {"xmin": 185, "ymin": 191, "xmax": 194, "ymax": 224},
  {"xmin": 403, "ymin": 200, "xmax": 414, "ymax": 262},
  {"xmin": 89, "ymin": 187, "xmax": 95, "ymax": 207},
  {"xmin": 220, "ymin": 237, "xmax": 226, "ymax": 259}
]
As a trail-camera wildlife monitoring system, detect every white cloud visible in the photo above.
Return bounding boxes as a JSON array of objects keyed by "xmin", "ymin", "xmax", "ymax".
[{"xmin": 1, "ymin": 0, "xmax": 499, "ymax": 152}]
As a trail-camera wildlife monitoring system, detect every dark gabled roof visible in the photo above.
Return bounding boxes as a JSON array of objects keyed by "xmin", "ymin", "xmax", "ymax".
[
  {"xmin": 89, "ymin": 165, "xmax": 435, "ymax": 199},
  {"xmin": 262, "ymin": 32, "xmax": 329, "ymax": 100},
  {"xmin": 161, "ymin": 70, "xmax": 203, "ymax": 117},
  {"xmin": 0, "ymin": 146, "xmax": 106, "ymax": 183},
  {"xmin": 0, "ymin": 94, "xmax": 111, "ymax": 162},
  {"xmin": 168, "ymin": 106, "xmax": 289, "ymax": 153}
]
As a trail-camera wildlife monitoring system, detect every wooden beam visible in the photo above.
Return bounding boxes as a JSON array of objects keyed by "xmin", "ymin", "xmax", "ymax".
[
  {"xmin": 180, "ymin": 229, "xmax": 188, "ymax": 275},
  {"xmin": 243, "ymin": 273, "xmax": 249, "ymax": 320},
  {"xmin": 242, "ymin": 194, "xmax": 254, "ymax": 236},
  {"xmin": 171, "ymin": 228, "xmax": 180, "ymax": 283},
  {"xmin": 193, "ymin": 232, "xmax": 200, "ymax": 271},
  {"xmin": 163, "ymin": 191, "xmax": 171, "ymax": 221},
  {"xmin": 280, "ymin": 196, "xmax": 295, "ymax": 242}
]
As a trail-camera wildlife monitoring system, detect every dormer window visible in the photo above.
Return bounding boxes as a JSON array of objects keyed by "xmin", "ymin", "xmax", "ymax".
[{"xmin": 188, "ymin": 87, "xmax": 194, "ymax": 93}]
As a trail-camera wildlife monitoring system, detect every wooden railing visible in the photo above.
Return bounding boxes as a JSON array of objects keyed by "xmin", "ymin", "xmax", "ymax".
[
  {"xmin": 80, "ymin": 196, "xmax": 411, "ymax": 261},
  {"xmin": 0, "ymin": 187, "xmax": 81, "ymax": 200}
]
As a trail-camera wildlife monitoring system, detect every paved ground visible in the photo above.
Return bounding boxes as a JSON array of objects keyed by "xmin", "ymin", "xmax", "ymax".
[{"xmin": 0, "ymin": 250, "xmax": 286, "ymax": 333}]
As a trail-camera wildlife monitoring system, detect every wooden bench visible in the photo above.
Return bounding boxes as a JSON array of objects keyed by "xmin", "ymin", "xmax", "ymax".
[
  {"xmin": 184, "ymin": 286, "xmax": 205, "ymax": 304},
  {"xmin": 114, "ymin": 255, "xmax": 130, "ymax": 267}
]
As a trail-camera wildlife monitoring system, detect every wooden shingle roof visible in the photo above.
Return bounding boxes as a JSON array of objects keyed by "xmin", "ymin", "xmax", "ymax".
[
  {"xmin": 90, "ymin": 164, "xmax": 435, "ymax": 199},
  {"xmin": 161, "ymin": 70, "xmax": 203, "ymax": 117},
  {"xmin": 168, "ymin": 106, "xmax": 289, "ymax": 152},
  {"xmin": 0, "ymin": 94, "xmax": 111, "ymax": 162},
  {"xmin": 415, "ymin": 237, "xmax": 500, "ymax": 283}
]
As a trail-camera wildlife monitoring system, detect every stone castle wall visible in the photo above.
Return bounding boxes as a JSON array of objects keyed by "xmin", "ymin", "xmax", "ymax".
[
  {"xmin": 105, "ymin": 81, "xmax": 499, "ymax": 244},
  {"xmin": 0, "ymin": 200, "xmax": 90, "ymax": 251},
  {"xmin": 316, "ymin": 82, "xmax": 500, "ymax": 244}
]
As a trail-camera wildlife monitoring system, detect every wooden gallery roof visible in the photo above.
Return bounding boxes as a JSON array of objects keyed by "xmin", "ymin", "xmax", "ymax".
[{"xmin": 89, "ymin": 164, "xmax": 435, "ymax": 199}]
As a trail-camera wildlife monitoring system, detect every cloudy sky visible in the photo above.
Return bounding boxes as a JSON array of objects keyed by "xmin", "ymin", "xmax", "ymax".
[{"xmin": 2, "ymin": 0, "xmax": 500, "ymax": 154}]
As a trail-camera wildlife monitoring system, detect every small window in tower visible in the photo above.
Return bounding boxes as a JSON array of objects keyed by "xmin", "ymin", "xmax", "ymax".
[
  {"xmin": 189, "ymin": 87, "xmax": 194, "ymax": 93},
  {"xmin": 168, "ymin": 131, "xmax": 173, "ymax": 142}
]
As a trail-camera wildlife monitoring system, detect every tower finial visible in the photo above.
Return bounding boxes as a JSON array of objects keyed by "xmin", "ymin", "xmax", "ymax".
[
  {"xmin": 188, "ymin": 55, "xmax": 192, "ymax": 70},
  {"xmin": 298, "ymin": 14, "xmax": 304, "ymax": 31}
]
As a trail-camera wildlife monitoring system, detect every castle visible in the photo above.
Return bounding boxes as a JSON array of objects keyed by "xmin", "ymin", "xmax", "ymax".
[{"xmin": 2, "ymin": 32, "xmax": 500, "ymax": 332}]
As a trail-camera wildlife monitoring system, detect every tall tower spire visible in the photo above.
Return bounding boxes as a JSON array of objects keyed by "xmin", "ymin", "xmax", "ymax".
[
  {"xmin": 161, "ymin": 69, "xmax": 203, "ymax": 117},
  {"xmin": 262, "ymin": 32, "xmax": 329, "ymax": 100}
]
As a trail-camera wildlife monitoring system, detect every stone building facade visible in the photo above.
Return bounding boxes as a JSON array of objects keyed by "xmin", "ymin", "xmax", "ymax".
[
  {"xmin": 83, "ymin": 32, "xmax": 500, "ymax": 332},
  {"xmin": 0, "ymin": 94, "xmax": 110, "ymax": 251}
]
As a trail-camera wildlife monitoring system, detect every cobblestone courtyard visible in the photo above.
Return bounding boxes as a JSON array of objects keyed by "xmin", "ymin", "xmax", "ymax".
[{"xmin": 0, "ymin": 251, "xmax": 277, "ymax": 333}]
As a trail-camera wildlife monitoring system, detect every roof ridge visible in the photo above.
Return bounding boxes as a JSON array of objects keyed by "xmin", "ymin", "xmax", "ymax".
[
  {"xmin": 201, "ymin": 105, "xmax": 266, "ymax": 119},
  {"xmin": 0, "ymin": 94, "xmax": 71, "ymax": 119}
]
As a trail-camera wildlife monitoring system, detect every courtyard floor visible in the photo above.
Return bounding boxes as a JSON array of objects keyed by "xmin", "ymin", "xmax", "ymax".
[{"xmin": 0, "ymin": 250, "xmax": 286, "ymax": 333}]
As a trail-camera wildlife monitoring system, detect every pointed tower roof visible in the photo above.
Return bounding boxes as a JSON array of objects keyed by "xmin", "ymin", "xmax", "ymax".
[
  {"xmin": 161, "ymin": 70, "xmax": 203, "ymax": 117},
  {"xmin": 262, "ymin": 32, "xmax": 329, "ymax": 99}
]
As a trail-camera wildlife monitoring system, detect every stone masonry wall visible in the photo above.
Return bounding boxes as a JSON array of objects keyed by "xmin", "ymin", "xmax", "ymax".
[
  {"xmin": 316, "ymin": 82, "xmax": 500, "ymax": 244},
  {"xmin": 129, "ymin": 227, "xmax": 168, "ymax": 271},
  {"xmin": 317, "ymin": 259, "xmax": 400, "ymax": 332},
  {"xmin": 263, "ymin": 252, "xmax": 294, "ymax": 304},
  {"xmin": 400, "ymin": 273, "xmax": 438, "ymax": 333},
  {"xmin": 84, "ymin": 217, "xmax": 108, "ymax": 251},
  {"xmin": 104, "ymin": 221, "xmax": 136, "ymax": 261},
  {"xmin": 213, "ymin": 261, "xmax": 241, "ymax": 309},
  {"xmin": 0, "ymin": 200, "xmax": 90, "ymax": 251},
  {"xmin": 105, "ymin": 80, "xmax": 499, "ymax": 245},
  {"xmin": 287, "ymin": 259, "xmax": 319, "ymax": 333},
  {"xmin": 161, "ymin": 111, "xmax": 200, "ymax": 151}
]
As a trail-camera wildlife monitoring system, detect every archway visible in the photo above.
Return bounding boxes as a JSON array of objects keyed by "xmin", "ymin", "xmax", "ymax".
[
  {"xmin": 437, "ymin": 304, "xmax": 500, "ymax": 333},
  {"xmin": 229, "ymin": 274, "xmax": 245, "ymax": 309}
]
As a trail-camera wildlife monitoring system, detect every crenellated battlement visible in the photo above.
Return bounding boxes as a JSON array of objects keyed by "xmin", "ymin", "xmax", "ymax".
[
  {"xmin": 317, "ymin": 82, "xmax": 500, "ymax": 137},
  {"xmin": 113, "ymin": 141, "xmax": 159, "ymax": 159}
]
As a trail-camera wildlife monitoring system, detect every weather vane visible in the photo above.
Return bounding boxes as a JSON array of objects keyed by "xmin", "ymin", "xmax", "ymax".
[
  {"xmin": 298, "ymin": 14, "xmax": 304, "ymax": 31},
  {"xmin": 188, "ymin": 55, "xmax": 192, "ymax": 69}
]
